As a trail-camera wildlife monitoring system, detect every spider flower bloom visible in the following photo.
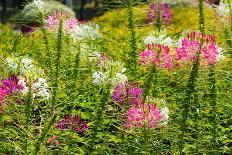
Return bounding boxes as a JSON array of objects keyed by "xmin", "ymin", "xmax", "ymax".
[
  {"xmin": 176, "ymin": 38, "xmax": 200, "ymax": 64},
  {"xmin": 147, "ymin": 3, "xmax": 172, "ymax": 25},
  {"xmin": 65, "ymin": 18, "xmax": 78, "ymax": 30},
  {"xmin": 176, "ymin": 31, "xmax": 222, "ymax": 66},
  {"xmin": 201, "ymin": 43, "xmax": 220, "ymax": 65},
  {"xmin": 139, "ymin": 50, "xmax": 156, "ymax": 65},
  {"xmin": 126, "ymin": 104, "xmax": 161, "ymax": 128},
  {"xmin": 1, "ymin": 75, "xmax": 25, "ymax": 95},
  {"xmin": 46, "ymin": 15, "xmax": 59, "ymax": 30},
  {"xmin": 112, "ymin": 82, "xmax": 142, "ymax": 106},
  {"xmin": 56, "ymin": 115, "xmax": 88, "ymax": 134},
  {"xmin": 139, "ymin": 45, "xmax": 173, "ymax": 70}
]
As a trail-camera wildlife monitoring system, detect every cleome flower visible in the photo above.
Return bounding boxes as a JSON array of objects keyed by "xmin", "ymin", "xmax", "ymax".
[
  {"xmin": 0, "ymin": 75, "xmax": 26, "ymax": 112},
  {"xmin": 139, "ymin": 44, "xmax": 173, "ymax": 70},
  {"xmin": 176, "ymin": 31, "xmax": 223, "ymax": 67},
  {"xmin": 45, "ymin": 15, "xmax": 101, "ymax": 40},
  {"xmin": 126, "ymin": 104, "xmax": 161, "ymax": 129},
  {"xmin": 147, "ymin": 2, "xmax": 172, "ymax": 25},
  {"xmin": 92, "ymin": 57, "xmax": 128, "ymax": 87},
  {"xmin": 4, "ymin": 57, "xmax": 51, "ymax": 101},
  {"xmin": 55, "ymin": 115, "xmax": 88, "ymax": 134},
  {"xmin": 112, "ymin": 82, "xmax": 142, "ymax": 106}
]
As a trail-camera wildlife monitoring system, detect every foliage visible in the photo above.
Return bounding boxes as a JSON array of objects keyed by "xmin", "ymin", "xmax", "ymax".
[{"xmin": 0, "ymin": 1, "xmax": 231, "ymax": 154}]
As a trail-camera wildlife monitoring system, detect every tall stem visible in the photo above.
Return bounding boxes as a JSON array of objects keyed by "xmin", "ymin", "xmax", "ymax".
[
  {"xmin": 52, "ymin": 20, "xmax": 63, "ymax": 110},
  {"xmin": 179, "ymin": 0, "xmax": 204, "ymax": 153},
  {"xmin": 39, "ymin": 12, "xmax": 52, "ymax": 71},
  {"xmin": 24, "ymin": 79, "xmax": 33, "ymax": 154},
  {"xmin": 126, "ymin": 0, "xmax": 138, "ymax": 72},
  {"xmin": 89, "ymin": 87, "xmax": 109, "ymax": 151}
]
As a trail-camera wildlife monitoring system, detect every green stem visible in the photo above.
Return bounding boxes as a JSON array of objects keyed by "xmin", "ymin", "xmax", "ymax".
[
  {"xmin": 179, "ymin": 1, "xmax": 204, "ymax": 153},
  {"xmin": 209, "ymin": 65, "xmax": 218, "ymax": 149},
  {"xmin": 156, "ymin": 0, "xmax": 162, "ymax": 31},
  {"xmin": 24, "ymin": 79, "xmax": 33, "ymax": 154},
  {"xmin": 90, "ymin": 88, "xmax": 110, "ymax": 151},
  {"xmin": 39, "ymin": 12, "xmax": 52, "ymax": 71},
  {"xmin": 52, "ymin": 20, "xmax": 63, "ymax": 109},
  {"xmin": 34, "ymin": 114, "xmax": 57, "ymax": 155},
  {"xmin": 143, "ymin": 65, "xmax": 157, "ymax": 100},
  {"xmin": 126, "ymin": 0, "xmax": 137, "ymax": 72}
]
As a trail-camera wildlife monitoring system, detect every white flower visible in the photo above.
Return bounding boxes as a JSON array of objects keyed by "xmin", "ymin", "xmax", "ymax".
[
  {"xmin": 33, "ymin": 78, "xmax": 50, "ymax": 100},
  {"xmin": 144, "ymin": 36, "xmax": 156, "ymax": 45},
  {"xmin": 161, "ymin": 37, "xmax": 173, "ymax": 46},
  {"xmin": 6, "ymin": 58, "xmax": 18, "ymax": 70},
  {"xmin": 216, "ymin": 3, "xmax": 230, "ymax": 17},
  {"xmin": 160, "ymin": 107, "xmax": 169, "ymax": 124},
  {"xmin": 144, "ymin": 32, "xmax": 173, "ymax": 47},
  {"xmin": 37, "ymin": 87, "xmax": 50, "ymax": 100},
  {"xmin": 18, "ymin": 78, "xmax": 29, "ymax": 94},
  {"xmin": 217, "ymin": 47, "xmax": 224, "ymax": 61},
  {"xmin": 21, "ymin": 58, "xmax": 34, "ymax": 70},
  {"xmin": 34, "ymin": 0, "xmax": 45, "ymax": 10},
  {"xmin": 92, "ymin": 71, "xmax": 105, "ymax": 85},
  {"xmin": 112, "ymin": 73, "xmax": 128, "ymax": 85}
]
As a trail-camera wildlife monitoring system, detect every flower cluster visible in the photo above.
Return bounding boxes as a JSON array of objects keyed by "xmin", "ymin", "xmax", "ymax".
[
  {"xmin": 112, "ymin": 82, "xmax": 142, "ymax": 106},
  {"xmin": 140, "ymin": 45, "xmax": 173, "ymax": 70},
  {"xmin": 147, "ymin": 3, "xmax": 172, "ymax": 25},
  {"xmin": 0, "ymin": 75, "xmax": 25, "ymax": 112},
  {"xmin": 55, "ymin": 115, "xmax": 88, "ymax": 134},
  {"xmin": 92, "ymin": 55, "xmax": 127, "ymax": 87},
  {"xmin": 45, "ymin": 15, "xmax": 101, "ymax": 40},
  {"xmin": 5, "ymin": 57, "xmax": 50, "ymax": 100},
  {"xmin": 176, "ymin": 31, "xmax": 223, "ymax": 66},
  {"xmin": 126, "ymin": 104, "xmax": 161, "ymax": 128}
]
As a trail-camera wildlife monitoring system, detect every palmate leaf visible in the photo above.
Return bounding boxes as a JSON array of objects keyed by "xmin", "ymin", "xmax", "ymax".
[{"xmin": 10, "ymin": 0, "xmax": 75, "ymax": 25}]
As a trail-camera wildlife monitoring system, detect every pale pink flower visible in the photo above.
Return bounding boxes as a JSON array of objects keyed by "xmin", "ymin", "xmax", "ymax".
[{"xmin": 126, "ymin": 104, "xmax": 161, "ymax": 128}]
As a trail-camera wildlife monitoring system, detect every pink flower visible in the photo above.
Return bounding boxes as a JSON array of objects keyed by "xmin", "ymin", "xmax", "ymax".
[
  {"xmin": 147, "ymin": 3, "xmax": 172, "ymax": 25},
  {"xmin": 1, "ymin": 75, "xmax": 24, "ymax": 95},
  {"xmin": 112, "ymin": 82, "xmax": 142, "ymax": 106},
  {"xmin": 65, "ymin": 18, "xmax": 78, "ymax": 30},
  {"xmin": 201, "ymin": 43, "xmax": 220, "ymax": 65},
  {"xmin": 176, "ymin": 32, "xmax": 221, "ymax": 66},
  {"xmin": 56, "ymin": 115, "xmax": 88, "ymax": 134},
  {"xmin": 176, "ymin": 38, "xmax": 200, "ymax": 64},
  {"xmin": 46, "ymin": 15, "xmax": 59, "ymax": 29},
  {"xmin": 139, "ymin": 45, "xmax": 173, "ymax": 70},
  {"xmin": 139, "ymin": 50, "xmax": 156, "ymax": 65},
  {"xmin": 126, "ymin": 104, "xmax": 161, "ymax": 128},
  {"xmin": 0, "ymin": 75, "xmax": 26, "ymax": 112}
]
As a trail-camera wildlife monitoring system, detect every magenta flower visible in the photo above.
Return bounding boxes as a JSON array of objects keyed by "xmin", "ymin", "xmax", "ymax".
[
  {"xmin": 139, "ymin": 45, "xmax": 173, "ymax": 70},
  {"xmin": 176, "ymin": 38, "xmax": 200, "ymax": 64},
  {"xmin": 112, "ymin": 82, "xmax": 142, "ymax": 106},
  {"xmin": 1, "ymin": 75, "xmax": 24, "ymax": 95},
  {"xmin": 46, "ymin": 15, "xmax": 59, "ymax": 30},
  {"xmin": 65, "ymin": 18, "xmax": 78, "ymax": 30},
  {"xmin": 126, "ymin": 104, "xmax": 161, "ymax": 128},
  {"xmin": 0, "ymin": 75, "xmax": 25, "ymax": 112},
  {"xmin": 201, "ymin": 43, "xmax": 220, "ymax": 65},
  {"xmin": 176, "ymin": 31, "xmax": 221, "ymax": 66},
  {"xmin": 147, "ymin": 3, "xmax": 172, "ymax": 25},
  {"xmin": 56, "ymin": 115, "xmax": 88, "ymax": 134},
  {"xmin": 139, "ymin": 50, "xmax": 156, "ymax": 65}
]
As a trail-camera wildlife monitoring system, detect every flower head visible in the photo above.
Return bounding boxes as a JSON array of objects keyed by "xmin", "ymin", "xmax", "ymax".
[
  {"xmin": 147, "ymin": 3, "xmax": 172, "ymax": 25},
  {"xmin": 126, "ymin": 104, "xmax": 161, "ymax": 128},
  {"xmin": 112, "ymin": 82, "xmax": 142, "ymax": 106},
  {"xmin": 1, "ymin": 75, "xmax": 25, "ymax": 95},
  {"xmin": 56, "ymin": 115, "xmax": 88, "ymax": 134}
]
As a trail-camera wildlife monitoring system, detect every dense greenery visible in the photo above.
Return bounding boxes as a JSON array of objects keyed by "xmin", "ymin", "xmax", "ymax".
[{"xmin": 0, "ymin": 0, "xmax": 231, "ymax": 154}]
